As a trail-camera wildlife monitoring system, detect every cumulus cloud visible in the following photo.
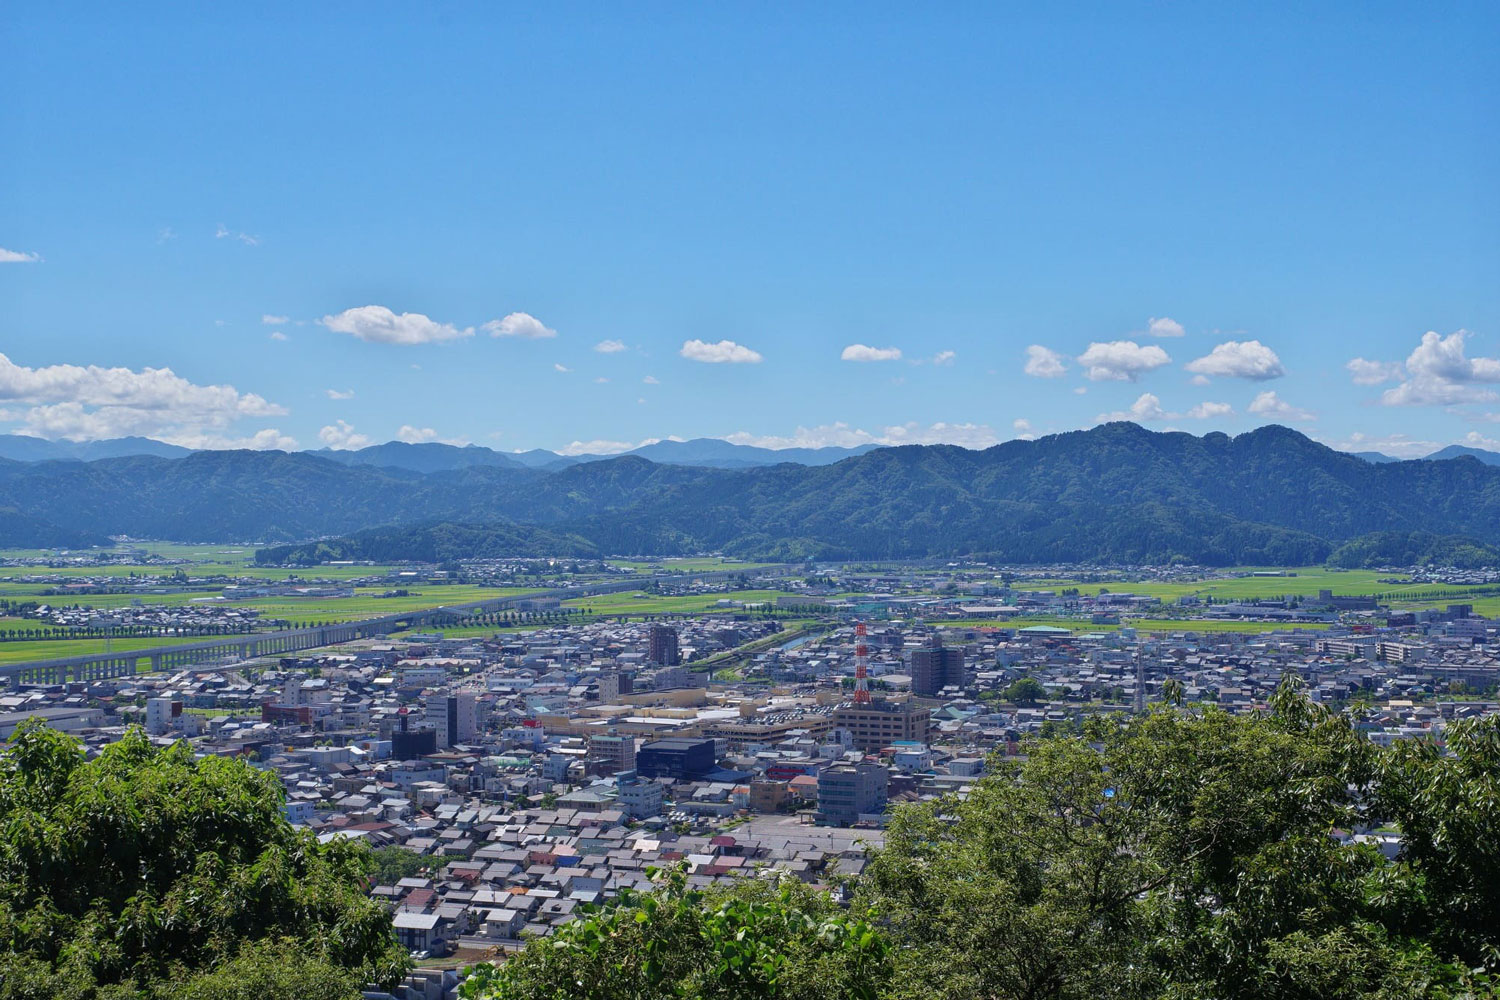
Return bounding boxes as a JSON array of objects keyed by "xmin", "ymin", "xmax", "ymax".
[
  {"xmin": 322, "ymin": 305, "xmax": 473, "ymax": 345},
  {"xmin": 268, "ymin": 332, "xmax": 288, "ymax": 342},
  {"xmin": 1248, "ymin": 390, "xmax": 1315, "ymax": 422},
  {"xmin": 1077, "ymin": 341, "xmax": 1171, "ymax": 381},
  {"xmin": 262, "ymin": 314, "xmax": 289, "ymax": 325},
  {"xmin": 554, "ymin": 363, "xmax": 572, "ymax": 372},
  {"xmin": 724, "ymin": 421, "xmax": 1001, "ymax": 450},
  {"xmin": 1325, "ymin": 431, "xmax": 1441, "ymax": 460},
  {"xmin": 318, "ymin": 420, "xmax": 371, "ymax": 450},
  {"xmin": 325, "ymin": 388, "xmax": 355, "ymax": 400},
  {"xmin": 555, "ymin": 436, "xmax": 683, "ymax": 456},
  {"xmin": 1012, "ymin": 418, "xmax": 1035, "ymax": 441},
  {"xmin": 1377, "ymin": 330, "xmax": 1500, "ymax": 406},
  {"xmin": 680, "ymin": 339, "xmax": 763, "ymax": 364},
  {"xmin": 594, "ymin": 339, "xmax": 627, "ymax": 353},
  {"xmin": 1346, "ymin": 358, "xmax": 1402, "ymax": 385},
  {"xmin": 396, "ymin": 425, "xmax": 469, "ymax": 446},
  {"xmin": 1148, "ymin": 316, "xmax": 1185, "ymax": 338},
  {"xmin": 841, "ymin": 344, "xmax": 903, "ymax": 362},
  {"xmin": 484, "ymin": 312, "xmax": 557, "ymax": 339},
  {"xmin": 643, "ymin": 375, "xmax": 660, "ymax": 384},
  {"xmin": 594, "ymin": 377, "xmax": 610, "ymax": 384},
  {"xmin": 1185, "ymin": 401, "xmax": 1233, "ymax": 419},
  {"xmin": 0, "ymin": 354, "xmax": 284, "ymax": 426},
  {"xmin": 0, "ymin": 247, "xmax": 42, "ymax": 263},
  {"xmin": 1097, "ymin": 393, "xmax": 1232, "ymax": 423},
  {"xmin": 932, "ymin": 350, "xmax": 956, "ymax": 366},
  {"xmin": 162, "ymin": 428, "xmax": 299, "ymax": 451},
  {"xmin": 1184, "ymin": 340, "xmax": 1285, "ymax": 380},
  {"xmin": 1024, "ymin": 345, "xmax": 1068, "ymax": 378}
]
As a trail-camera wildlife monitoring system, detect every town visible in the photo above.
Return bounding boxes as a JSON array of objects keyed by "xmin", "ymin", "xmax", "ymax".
[{"xmin": 4, "ymin": 555, "xmax": 1497, "ymax": 996}]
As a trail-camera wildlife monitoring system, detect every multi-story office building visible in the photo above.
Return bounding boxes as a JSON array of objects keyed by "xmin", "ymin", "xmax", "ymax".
[
  {"xmin": 816, "ymin": 762, "xmax": 889, "ymax": 825},
  {"xmin": 831, "ymin": 698, "xmax": 931, "ymax": 752},
  {"xmin": 636, "ymin": 737, "xmax": 716, "ymax": 780},
  {"xmin": 426, "ymin": 693, "xmax": 479, "ymax": 748},
  {"xmin": 587, "ymin": 733, "xmax": 637, "ymax": 776}
]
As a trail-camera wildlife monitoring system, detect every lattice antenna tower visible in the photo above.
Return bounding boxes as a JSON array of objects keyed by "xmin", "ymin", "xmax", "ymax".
[{"xmin": 853, "ymin": 622, "xmax": 872, "ymax": 703}]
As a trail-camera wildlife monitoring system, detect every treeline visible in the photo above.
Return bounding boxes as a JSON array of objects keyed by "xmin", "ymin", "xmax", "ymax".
[{"xmin": 1325, "ymin": 530, "xmax": 1500, "ymax": 569}]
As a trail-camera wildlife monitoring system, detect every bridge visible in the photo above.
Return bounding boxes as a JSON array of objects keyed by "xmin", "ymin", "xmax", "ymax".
[{"xmin": 1, "ymin": 564, "xmax": 798, "ymax": 688}]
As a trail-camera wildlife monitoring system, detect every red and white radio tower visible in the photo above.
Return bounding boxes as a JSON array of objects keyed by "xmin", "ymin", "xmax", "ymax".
[{"xmin": 853, "ymin": 622, "xmax": 872, "ymax": 703}]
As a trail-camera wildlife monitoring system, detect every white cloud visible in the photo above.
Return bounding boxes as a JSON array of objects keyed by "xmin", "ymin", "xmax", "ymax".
[
  {"xmin": 642, "ymin": 375, "xmax": 660, "ymax": 384},
  {"xmin": 262, "ymin": 314, "xmax": 289, "ymax": 325},
  {"xmin": 396, "ymin": 425, "xmax": 469, "ymax": 446},
  {"xmin": 1325, "ymin": 431, "xmax": 1441, "ymax": 460},
  {"xmin": 1462, "ymin": 431, "xmax": 1500, "ymax": 451},
  {"xmin": 680, "ymin": 339, "xmax": 763, "ymax": 364},
  {"xmin": 1185, "ymin": 401, "xmax": 1233, "ymax": 419},
  {"xmin": 725, "ymin": 421, "xmax": 1001, "ymax": 450},
  {"xmin": 1077, "ymin": 341, "xmax": 1171, "ymax": 381},
  {"xmin": 1148, "ymin": 316, "xmax": 1185, "ymax": 338},
  {"xmin": 594, "ymin": 339, "xmax": 627, "ymax": 353},
  {"xmin": 1024, "ymin": 345, "xmax": 1069, "ymax": 378},
  {"xmin": 1184, "ymin": 340, "xmax": 1285, "ymax": 380},
  {"xmin": 558, "ymin": 439, "xmax": 639, "ymax": 456},
  {"xmin": 841, "ymin": 344, "xmax": 903, "ymax": 362},
  {"xmin": 0, "ymin": 247, "xmax": 42, "ymax": 263},
  {"xmin": 0, "ymin": 353, "xmax": 283, "ymax": 419},
  {"xmin": 594, "ymin": 377, "xmax": 610, "ymax": 384},
  {"xmin": 1248, "ymin": 390, "xmax": 1315, "ymax": 422},
  {"xmin": 317, "ymin": 420, "xmax": 371, "ymax": 450},
  {"xmin": 1190, "ymin": 374, "xmax": 1211, "ymax": 386},
  {"xmin": 932, "ymin": 350, "xmax": 956, "ymax": 366},
  {"xmin": 1345, "ymin": 358, "xmax": 1402, "ymax": 385},
  {"xmin": 268, "ymin": 332, "xmax": 288, "ymax": 342},
  {"xmin": 554, "ymin": 363, "xmax": 572, "ymax": 372},
  {"xmin": 484, "ymin": 312, "xmax": 557, "ymax": 339},
  {"xmin": 1378, "ymin": 330, "xmax": 1500, "ymax": 407},
  {"xmin": 325, "ymin": 388, "xmax": 355, "ymax": 400},
  {"xmin": 161, "ymin": 428, "xmax": 299, "ymax": 451},
  {"xmin": 1097, "ymin": 393, "xmax": 1231, "ymax": 423},
  {"xmin": 322, "ymin": 305, "xmax": 473, "ymax": 345},
  {"xmin": 214, "ymin": 224, "xmax": 258, "ymax": 246},
  {"xmin": 1012, "ymin": 418, "xmax": 1035, "ymax": 441}
]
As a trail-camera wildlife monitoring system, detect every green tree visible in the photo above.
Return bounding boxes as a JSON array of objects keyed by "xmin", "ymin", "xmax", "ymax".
[
  {"xmin": 858, "ymin": 679, "xmax": 1499, "ymax": 1000},
  {"xmin": 460, "ymin": 869, "xmax": 890, "ymax": 1000},
  {"xmin": 0, "ymin": 722, "xmax": 407, "ymax": 999},
  {"xmin": 1002, "ymin": 676, "xmax": 1047, "ymax": 705}
]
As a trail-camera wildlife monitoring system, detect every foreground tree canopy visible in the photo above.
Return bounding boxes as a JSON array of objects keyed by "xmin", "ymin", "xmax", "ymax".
[
  {"xmin": 467, "ymin": 680, "xmax": 1500, "ymax": 1000},
  {"xmin": 0, "ymin": 722, "xmax": 406, "ymax": 1000}
]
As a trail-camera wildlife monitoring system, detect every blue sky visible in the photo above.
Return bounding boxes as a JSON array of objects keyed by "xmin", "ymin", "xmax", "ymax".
[{"xmin": 2, "ymin": 3, "xmax": 1497, "ymax": 457}]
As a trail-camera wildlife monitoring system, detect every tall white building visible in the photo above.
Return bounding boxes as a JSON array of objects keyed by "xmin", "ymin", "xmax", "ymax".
[
  {"xmin": 145, "ymin": 697, "xmax": 177, "ymax": 736},
  {"xmin": 426, "ymin": 693, "xmax": 479, "ymax": 748}
]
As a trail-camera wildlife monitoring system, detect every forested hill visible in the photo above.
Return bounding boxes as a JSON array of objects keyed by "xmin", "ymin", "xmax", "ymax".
[{"xmin": 5, "ymin": 423, "xmax": 1500, "ymax": 564}]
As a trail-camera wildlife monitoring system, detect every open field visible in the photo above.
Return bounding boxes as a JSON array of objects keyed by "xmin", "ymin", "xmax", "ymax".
[
  {"xmin": 1020, "ymin": 567, "xmax": 1494, "ymax": 605},
  {"xmin": 562, "ymin": 588, "xmax": 793, "ymax": 616},
  {"xmin": 0, "ymin": 635, "xmax": 207, "ymax": 666},
  {"xmin": 939, "ymin": 616, "xmax": 1334, "ymax": 635}
]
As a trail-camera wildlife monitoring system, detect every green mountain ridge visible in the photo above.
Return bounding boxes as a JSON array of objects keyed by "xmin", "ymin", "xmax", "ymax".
[{"xmin": 4, "ymin": 423, "xmax": 1500, "ymax": 564}]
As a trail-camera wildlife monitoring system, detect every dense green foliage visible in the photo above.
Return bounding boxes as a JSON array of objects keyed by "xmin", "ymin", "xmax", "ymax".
[
  {"xmin": 0, "ymin": 722, "xmax": 406, "ymax": 1000},
  {"xmin": 460, "ymin": 871, "xmax": 891, "ymax": 1000},
  {"xmin": 6, "ymin": 423, "xmax": 1500, "ymax": 562},
  {"xmin": 1325, "ymin": 530, "xmax": 1500, "ymax": 569},
  {"xmin": 469, "ymin": 681, "xmax": 1500, "ymax": 999}
]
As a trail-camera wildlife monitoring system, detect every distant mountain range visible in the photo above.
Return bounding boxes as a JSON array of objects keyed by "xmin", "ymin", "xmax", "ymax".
[
  {"xmin": 4, "ymin": 432, "xmax": 1495, "ymax": 470},
  {"xmin": 4, "ymin": 423, "xmax": 1500, "ymax": 566},
  {"xmin": 0, "ymin": 434, "xmax": 877, "ymax": 472}
]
